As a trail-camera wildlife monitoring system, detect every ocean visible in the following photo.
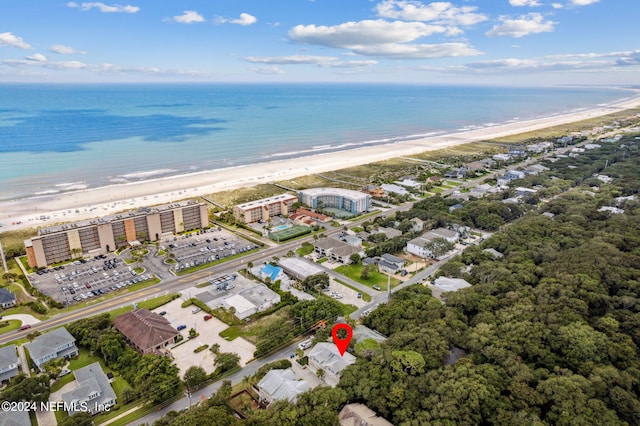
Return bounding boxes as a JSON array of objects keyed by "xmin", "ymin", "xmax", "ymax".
[{"xmin": 0, "ymin": 83, "xmax": 632, "ymax": 201}]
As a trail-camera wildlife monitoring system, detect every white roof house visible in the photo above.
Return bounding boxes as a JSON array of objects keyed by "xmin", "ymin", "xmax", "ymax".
[
  {"xmin": 432, "ymin": 277, "xmax": 472, "ymax": 292},
  {"xmin": 61, "ymin": 362, "xmax": 116, "ymax": 415},
  {"xmin": 307, "ymin": 342, "xmax": 356, "ymax": 387},
  {"xmin": 257, "ymin": 369, "xmax": 310, "ymax": 406},
  {"xmin": 223, "ymin": 284, "xmax": 281, "ymax": 320}
]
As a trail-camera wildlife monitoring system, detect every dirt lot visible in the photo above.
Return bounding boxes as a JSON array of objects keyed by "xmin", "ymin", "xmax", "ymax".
[{"xmin": 152, "ymin": 298, "xmax": 255, "ymax": 377}]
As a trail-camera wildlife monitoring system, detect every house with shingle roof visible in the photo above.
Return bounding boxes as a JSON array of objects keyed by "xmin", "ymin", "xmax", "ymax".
[
  {"xmin": 113, "ymin": 308, "xmax": 179, "ymax": 355},
  {"xmin": 61, "ymin": 362, "xmax": 116, "ymax": 415},
  {"xmin": 25, "ymin": 327, "xmax": 78, "ymax": 371},
  {"xmin": 307, "ymin": 342, "xmax": 355, "ymax": 387},
  {"xmin": 0, "ymin": 289, "xmax": 16, "ymax": 309},
  {"xmin": 0, "ymin": 345, "xmax": 20, "ymax": 384},
  {"xmin": 256, "ymin": 368, "xmax": 310, "ymax": 406}
]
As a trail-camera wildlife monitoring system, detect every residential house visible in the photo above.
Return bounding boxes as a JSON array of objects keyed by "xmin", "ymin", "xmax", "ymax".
[
  {"xmin": 380, "ymin": 184, "xmax": 409, "ymax": 196},
  {"xmin": 0, "ymin": 289, "xmax": 16, "ymax": 309},
  {"xmin": 113, "ymin": 309, "xmax": 179, "ymax": 355},
  {"xmin": 343, "ymin": 235, "xmax": 362, "ymax": 247},
  {"xmin": 449, "ymin": 203, "xmax": 464, "ymax": 212},
  {"xmin": 25, "ymin": 327, "xmax": 79, "ymax": 371},
  {"xmin": 410, "ymin": 217, "xmax": 424, "ymax": 232},
  {"xmin": 0, "ymin": 410, "xmax": 30, "ymax": 426},
  {"xmin": 432, "ymin": 277, "xmax": 472, "ymax": 292},
  {"xmin": 524, "ymin": 164, "xmax": 549, "ymax": 175},
  {"xmin": 515, "ymin": 187, "xmax": 538, "ymax": 198},
  {"xmin": 353, "ymin": 325, "xmax": 387, "ymax": 344},
  {"xmin": 0, "ymin": 345, "xmax": 20, "ymax": 384},
  {"xmin": 482, "ymin": 248, "xmax": 504, "ymax": 258},
  {"xmin": 397, "ymin": 176, "xmax": 421, "ymax": 188},
  {"xmin": 557, "ymin": 136, "xmax": 573, "ymax": 145},
  {"xmin": 256, "ymin": 369, "xmax": 310, "ymax": 406},
  {"xmin": 362, "ymin": 185, "xmax": 385, "ymax": 197},
  {"xmin": 615, "ymin": 195, "xmax": 637, "ymax": 207},
  {"xmin": 509, "ymin": 145, "xmax": 526, "ymax": 156},
  {"xmin": 584, "ymin": 143, "xmax": 601, "ymax": 150},
  {"xmin": 406, "ymin": 228, "xmax": 458, "ymax": 259},
  {"xmin": 444, "ymin": 167, "xmax": 468, "ymax": 179},
  {"xmin": 377, "ymin": 253, "xmax": 405, "ymax": 275},
  {"xmin": 376, "ymin": 227, "xmax": 402, "ymax": 239},
  {"xmin": 492, "ymin": 153, "xmax": 511, "ymax": 162},
  {"xmin": 526, "ymin": 141, "xmax": 554, "ymax": 153},
  {"xmin": 313, "ymin": 238, "xmax": 364, "ymax": 264},
  {"xmin": 293, "ymin": 208, "xmax": 330, "ymax": 223},
  {"xmin": 339, "ymin": 403, "xmax": 393, "ymax": 426},
  {"xmin": 598, "ymin": 206, "xmax": 624, "ymax": 214},
  {"xmin": 497, "ymin": 170, "xmax": 526, "ymax": 187},
  {"xmin": 307, "ymin": 342, "xmax": 356, "ymax": 387},
  {"xmin": 469, "ymin": 184, "xmax": 494, "ymax": 198},
  {"xmin": 61, "ymin": 362, "xmax": 116, "ymax": 415}
]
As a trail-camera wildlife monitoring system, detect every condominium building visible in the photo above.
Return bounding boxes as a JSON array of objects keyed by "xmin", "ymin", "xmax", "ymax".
[
  {"xmin": 25, "ymin": 200, "xmax": 208, "ymax": 268},
  {"xmin": 233, "ymin": 193, "xmax": 298, "ymax": 224},
  {"xmin": 298, "ymin": 188, "xmax": 370, "ymax": 215}
]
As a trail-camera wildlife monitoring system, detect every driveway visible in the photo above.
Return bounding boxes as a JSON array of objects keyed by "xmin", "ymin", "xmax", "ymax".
[{"xmin": 3, "ymin": 314, "xmax": 41, "ymax": 325}]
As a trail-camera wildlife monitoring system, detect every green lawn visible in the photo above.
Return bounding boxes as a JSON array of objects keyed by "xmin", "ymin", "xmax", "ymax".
[
  {"xmin": 336, "ymin": 264, "xmax": 400, "ymax": 290},
  {"xmin": 220, "ymin": 326, "xmax": 242, "ymax": 341},
  {"xmin": 0, "ymin": 320, "xmax": 22, "ymax": 334},
  {"xmin": 176, "ymin": 248, "xmax": 260, "ymax": 275},
  {"xmin": 108, "ymin": 293, "xmax": 179, "ymax": 319},
  {"xmin": 296, "ymin": 244, "xmax": 314, "ymax": 257}
]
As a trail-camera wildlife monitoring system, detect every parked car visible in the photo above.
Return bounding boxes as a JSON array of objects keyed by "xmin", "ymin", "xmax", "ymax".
[
  {"xmin": 18, "ymin": 324, "xmax": 31, "ymax": 331},
  {"xmin": 177, "ymin": 325, "xmax": 187, "ymax": 331},
  {"xmin": 204, "ymin": 314, "xmax": 213, "ymax": 321},
  {"xmin": 159, "ymin": 311, "xmax": 167, "ymax": 316},
  {"xmin": 192, "ymin": 307, "xmax": 202, "ymax": 314}
]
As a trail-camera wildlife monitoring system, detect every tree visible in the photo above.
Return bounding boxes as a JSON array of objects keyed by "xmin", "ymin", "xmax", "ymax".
[
  {"xmin": 59, "ymin": 412, "xmax": 92, "ymax": 426},
  {"xmin": 133, "ymin": 355, "xmax": 180, "ymax": 404},
  {"xmin": 188, "ymin": 328, "xmax": 197, "ymax": 339},
  {"xmin": 210, "ymin": 343, "xmax": 221, "ymax": 355},
  {"xmin": 2, "ymin": 272, "xmax": 16, "ymax": 282},
  {"xmin": 1, "ymin": 375, "xmax": 50, "ymax": 403},
  {"xmin": 349, "ymin": 253, "xmax": 361, "ymax": 265},
  {"xmin": 424, "ymin": 237, "xmax": 455, "ymax": 258},
  {"xmin": 121, "ymin": 387, "xmax": 137, "ymax": 404},
  {"xmin": 184, "ymin": 366, "xmax": 208, "ymax": 388},
  {"xmin": 301, "ymin": 273, "xmax": 329, "ymax": 291},
  {"xmin": 360, "ymin": 264, "xmax": 374, "ymax": 280},
  {"xmin": 215, "ymin": 352, "xmax": 240, "ymax": 374}
]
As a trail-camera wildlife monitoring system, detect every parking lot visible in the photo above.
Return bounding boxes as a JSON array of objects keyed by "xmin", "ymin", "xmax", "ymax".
[
  {"xmin": 28, "ymin": 255, "xmax": 153, "ymax": 305},
  {"xmin": 326, "ymin": 278, "xmax": 368, "ymax": 309},
  {"xmin": 166, "ymin": 228, "xmax": 259, "ymax": 273},
  {"xmin": 151, "ymin": 298, "xmax": 255, "ymax": 376},
  {"xmin": 27, "ymin": 227, "xmax": 260, "ymax": 305}
]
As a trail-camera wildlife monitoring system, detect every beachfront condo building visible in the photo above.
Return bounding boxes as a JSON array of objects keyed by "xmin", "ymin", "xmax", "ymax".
[
  {"xmin": 233, "ymin": 193, "xmax": 298, "ymax": 224},
  {"xmin": 25, "ymin": 200, "xmax": 208, "ymax": 268},
  {"xmin": 298, "ymin": 188, "xmax": 371, "ymax": 215}
]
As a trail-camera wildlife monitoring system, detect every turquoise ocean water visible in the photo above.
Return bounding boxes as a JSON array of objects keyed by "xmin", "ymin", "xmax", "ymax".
[{"xmin": 0, "ymin": 83, "xmax": 632, "ymax": 201}]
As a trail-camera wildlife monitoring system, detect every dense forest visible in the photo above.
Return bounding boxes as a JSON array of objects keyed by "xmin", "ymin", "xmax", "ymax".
[{"xmin": 149, "ymin": 137, "xmax": 640, "ymax": 425}]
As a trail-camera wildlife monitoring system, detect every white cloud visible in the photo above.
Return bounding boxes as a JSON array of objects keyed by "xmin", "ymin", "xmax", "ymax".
[
  {"xmin": 288, "ymin": 19, "xmax": 481, "ymax": 59},
  {"xmin": 290, "ymin": 20, "xmax": 448, "ymax": 47},
  {"xmin": 26, "ymin": 53, "xmax": 47, "ymax": 62},
  {"xmin": 375, "ymin": 0, "xmax": 487, "ymax": 26},
  {"xmin": 170, "ymin": 10, "xmax": 205, "ymax": 24},
  {"xmin": 250, "ymin": 66, "xmax": 285, "ymax": 75},
  {"xmin": 216, "ymin": 13, "xmax": 257, "ymax": 26},
  {"xmin": 244, "ymin": 54, "xmax": 378, "ymax": 68},
  {"xmin": 571, "ymin": 0, "xmax": 599, "ymax": 5},
  {"xmin": 509, "ymin": 0, "xmax": 541, "ymax": 6},
  {"xmin": 486, "ymin": 13, "xmax": 556, "ymax": 38},
  {"xmin": 552, "ymin": 3, "xmax": 564, "ymax": 8},
  {"xmin": 49, "ymin": 44, "xmax": 86, "ymax": 54},
  {"xmin": 67, "ymin": 2, "xmax": 139, "ymax": 13},
  {"xmin": 0, "ymin": 32, "xmax": 33, "ymax": 49}
]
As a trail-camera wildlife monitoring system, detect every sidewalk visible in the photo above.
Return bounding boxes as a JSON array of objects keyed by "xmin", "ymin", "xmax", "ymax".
[{"xmin": 99, "ymin": 404, "xmax": 143, "ymax": 426}]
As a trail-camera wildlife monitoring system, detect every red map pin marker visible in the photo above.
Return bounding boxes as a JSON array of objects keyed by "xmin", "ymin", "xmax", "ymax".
[{"xmin": 331, "ymin": 323, "xmax": 353, "ymax": 356}]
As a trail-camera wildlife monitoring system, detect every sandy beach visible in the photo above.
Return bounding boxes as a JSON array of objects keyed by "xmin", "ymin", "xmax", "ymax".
[{"xmin": 1, "ymin": 94, "xmax": 639, "ymax": 233}]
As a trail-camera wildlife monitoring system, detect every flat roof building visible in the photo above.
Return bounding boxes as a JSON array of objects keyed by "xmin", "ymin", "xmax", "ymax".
[
  {"xmin": 299, "ymin": 188, "xmax": 370, "ymax": 215},
  {"xmin": 25, "ymin": 200, "xmax": 208, "ymax": 268},
  {"xmin": 233, "ymin": 193, "xmax": 298, "ymax": 224}
]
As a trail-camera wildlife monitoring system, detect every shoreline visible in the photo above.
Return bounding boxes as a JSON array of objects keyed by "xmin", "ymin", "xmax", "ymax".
[{"xmin": 1, "ymin": 94, "xmax": 640, "ymax": 233}]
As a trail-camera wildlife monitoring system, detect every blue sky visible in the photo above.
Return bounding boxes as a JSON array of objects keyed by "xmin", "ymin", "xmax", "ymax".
[{"xmin": 0, "ymin": 0, "xmax": 638, "ymax": 85}]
